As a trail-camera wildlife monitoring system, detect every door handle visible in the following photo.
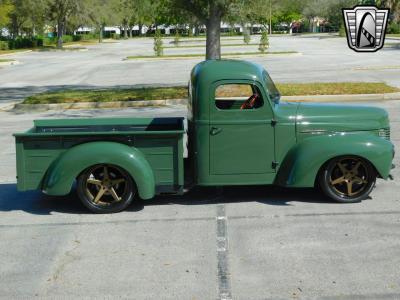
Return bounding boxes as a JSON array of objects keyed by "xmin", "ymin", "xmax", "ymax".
[{"xmin": 210, "ymin": 127, "xmax": 223, "ymax": 135}]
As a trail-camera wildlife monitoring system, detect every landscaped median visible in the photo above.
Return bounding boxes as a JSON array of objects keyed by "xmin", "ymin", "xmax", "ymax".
[
  {"xmin": 125, "ymin": 51, "xmax": 298, "ymax": 60},
  {"xmin": 0, "ymin": 58, "xmax": 18, "ymax": 66},
  {"xmin": 12, "ymin": 82, "xmax": 400, "ymax": 111}
]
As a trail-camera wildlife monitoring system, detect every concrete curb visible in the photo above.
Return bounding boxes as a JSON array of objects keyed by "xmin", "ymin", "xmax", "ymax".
[
  {"xmin": 10, "ymin": 93, "xmax": 400, "ymax": 112},
  {"xmin": 0, "ymin": 50, "xmax": 32, "ymax": 57}
]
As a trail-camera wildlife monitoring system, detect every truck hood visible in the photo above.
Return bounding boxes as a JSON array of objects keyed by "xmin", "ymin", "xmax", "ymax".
[{"xmin": 296, "ymin": 103, "xmax": 389, "ymax": 133}]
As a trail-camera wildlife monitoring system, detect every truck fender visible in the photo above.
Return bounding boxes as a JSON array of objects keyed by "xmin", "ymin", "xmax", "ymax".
[
  {"xmin": 42, "ymin": 141, "xmax": 155, "ymax": 199},
  {"xmin": 275, "ymin": 133, "xmax": 394, "ymax": 188}
]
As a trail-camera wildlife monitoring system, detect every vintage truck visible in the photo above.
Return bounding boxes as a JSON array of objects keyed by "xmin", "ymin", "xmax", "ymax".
[{"xmin": 14, "ymin": 60, "xmax": 395, "ymax": 213}]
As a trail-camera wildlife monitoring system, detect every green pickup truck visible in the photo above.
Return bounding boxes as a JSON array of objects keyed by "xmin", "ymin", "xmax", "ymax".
[{"xmin": 14, "ymin": 60, "xmax": 395, "ymax": 213}]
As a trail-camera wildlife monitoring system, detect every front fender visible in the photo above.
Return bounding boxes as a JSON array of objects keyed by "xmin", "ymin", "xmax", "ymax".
[
  {"xmin": 43, "ymin": 141, "xmax": 155, "ymax": 199},
  {"xmin": 275, "ymin": 132, "xmax": 394, "ymax": 187}
]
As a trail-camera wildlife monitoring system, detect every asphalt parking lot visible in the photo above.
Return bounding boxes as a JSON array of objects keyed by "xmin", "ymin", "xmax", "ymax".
[
  {"xmin": 0, "ymin": 101, "xmax": 399, "ymax": 299},
  {"xmin": 1, "ymin": 34, "xmax": 400, "ymax": 103}
]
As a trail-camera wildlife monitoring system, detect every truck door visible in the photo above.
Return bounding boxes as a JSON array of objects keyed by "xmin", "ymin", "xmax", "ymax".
[{"xmin": 209, "ymin": 80, "xmax": 275, "ymax": 175}]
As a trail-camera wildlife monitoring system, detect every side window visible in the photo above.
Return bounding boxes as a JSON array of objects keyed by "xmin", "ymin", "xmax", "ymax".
[{"xmin": 215, "ymin": 83, "xmax": 264, "ymax": 110}]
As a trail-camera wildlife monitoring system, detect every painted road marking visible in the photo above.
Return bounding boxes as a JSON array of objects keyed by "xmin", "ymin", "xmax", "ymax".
[{"xmin": 216, "ymin": 203, "xmax": 232, "ymax": 300}]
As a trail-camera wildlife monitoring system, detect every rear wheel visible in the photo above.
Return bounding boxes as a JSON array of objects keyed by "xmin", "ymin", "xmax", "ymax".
[
  {"xmin": 319, "ymin": 156, "xmax": 376, "ymax": 203},
  {"xmin": 77, "ymin": 164, "xmax": 136, "ymax": 213}
]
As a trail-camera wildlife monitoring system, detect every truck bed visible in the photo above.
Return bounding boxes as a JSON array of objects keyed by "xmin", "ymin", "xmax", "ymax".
[{"xmin": 14, "ymin": 117, "xmax": 185, "ymax": 194}]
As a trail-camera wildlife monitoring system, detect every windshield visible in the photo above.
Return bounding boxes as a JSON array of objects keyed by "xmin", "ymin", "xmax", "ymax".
[{"xmin": 263, "ymin": 71, "xmax": 280, "ymax": 104}]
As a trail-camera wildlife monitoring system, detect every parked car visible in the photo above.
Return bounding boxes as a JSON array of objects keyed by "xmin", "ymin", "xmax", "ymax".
[{"xmin": 14, "ymin": 60, "xmax": 395, "ymax": 213}]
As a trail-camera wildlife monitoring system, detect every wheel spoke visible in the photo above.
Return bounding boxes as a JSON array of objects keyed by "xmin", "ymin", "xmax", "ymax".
[
  {"xmin": 93, "ymin": 187, "xmax": 106, "ymax": 203},
  {"xmin": 331, "ymin": 176, "xmax": 345, "ymax": 185},
  {"xmin": 346, "ymin": 180, "xmax": 353, "ymax": 196},
  {"xmin": 351, "ymin": 161, "xmax": 362, "ymax": 173},
  {"xmin": 109, "ymin": 187, "xmax": 121, "ymax": 202},
  {"xmin": 337, "ymin": 162, "xmax": 348, "ymax": 175},
  {"xmin": 87, "ymin": 179, "xmax": 102, "ymax": 186},
  {"xmin": 103, "ymin": 166, "xmax": 109, "ymax": 180},
  {"xmin": 111, "ymin": 178, "xmax": 125, "ymax": 186}
]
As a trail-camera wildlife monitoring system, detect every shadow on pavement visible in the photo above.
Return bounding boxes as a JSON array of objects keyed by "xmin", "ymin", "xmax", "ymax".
[{"xmin": 0, "ymin": 183, "xmax": 331, "ymax": 215}]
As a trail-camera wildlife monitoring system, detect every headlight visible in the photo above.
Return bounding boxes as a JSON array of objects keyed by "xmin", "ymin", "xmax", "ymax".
[{"xmin": 378, "ymin": 128, "xmax": 390, "ymax": 140}]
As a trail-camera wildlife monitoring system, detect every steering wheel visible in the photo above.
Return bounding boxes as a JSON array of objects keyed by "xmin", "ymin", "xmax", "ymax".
[{"xmin": 240, "ymin": 94, "xmax": 259, "ymax": 110}]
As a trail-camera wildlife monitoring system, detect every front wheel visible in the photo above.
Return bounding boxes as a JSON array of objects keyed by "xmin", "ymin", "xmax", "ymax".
[
  {"xmin": 77, "ymin": 164, "xmax": 136, "ymax": 213},
  {"xmin": 319, "ymin": 156, "xmax": 376, "ymax": 203}
]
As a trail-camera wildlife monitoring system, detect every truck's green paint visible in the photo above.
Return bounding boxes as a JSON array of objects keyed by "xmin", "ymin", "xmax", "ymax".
[
  {"xmin": 42, "ymin": 142, "xmax": 156, "ymax": 199},
  {"xmin": 14, "ymin": 60, "xmax": 394, "ymax": 201},
  {"xmin": 15, "ymin": 118, "xmax": 184, "ymax": 197}
]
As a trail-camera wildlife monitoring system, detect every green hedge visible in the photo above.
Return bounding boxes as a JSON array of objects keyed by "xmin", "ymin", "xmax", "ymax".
[
  {"xmin": 7, "ymin": 37, "xmax": 43, "ymax": 49},
  {"xmin": 0, "ymin": 41, "xmax": 8, "ymax": 50},
  {"xmin": 388, "ymin": 22, "xmax": 400, "ymax": 34},
  {"xmin": 73, "ymin": 33, "xmax": 98, "ymax": 41}
]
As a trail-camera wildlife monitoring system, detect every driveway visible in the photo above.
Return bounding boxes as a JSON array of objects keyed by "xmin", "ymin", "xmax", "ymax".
[{"xmin": 0, "ymin": 101, "xmax": 399, "ymax": 299}]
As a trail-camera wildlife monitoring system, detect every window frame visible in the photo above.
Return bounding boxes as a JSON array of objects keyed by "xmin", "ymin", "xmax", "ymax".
[{"xmin": 210, "ymin": 79, "xmax": 274, "ymax": 120}]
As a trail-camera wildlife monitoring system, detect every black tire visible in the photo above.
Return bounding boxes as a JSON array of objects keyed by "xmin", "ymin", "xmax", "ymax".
[
  {"xmin": 77, "ymin": 164, "xmax": 136, "ymax": 213},
  {"xmin": 318, "ymin": 156, "xmax": 376, "ymax": 203}
]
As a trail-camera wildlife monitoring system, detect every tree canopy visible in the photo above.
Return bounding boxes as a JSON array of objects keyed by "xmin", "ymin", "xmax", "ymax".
[{"xmin": 0, "ymin": 0, "xmax": 398, "ymax": 54}]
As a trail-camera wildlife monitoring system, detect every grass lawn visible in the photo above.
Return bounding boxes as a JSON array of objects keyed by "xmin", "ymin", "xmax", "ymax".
[
  {"xmin": 24, "ymin": 87, "xmax": 188, "ymax": 104},
  {"xmin": 126, "ymin": 51, "xmax": 297, "ymax": 59},
  {"xmin": 277, "ymin": 82, "xmax": 399, "ymax": 96},
  {"xmin": 23, "ymin": 82, "xmax": 399, "ymax": 105},
  {"xmin": 0, "ymin": 58, "xmax": 15, "ymax": 63}
]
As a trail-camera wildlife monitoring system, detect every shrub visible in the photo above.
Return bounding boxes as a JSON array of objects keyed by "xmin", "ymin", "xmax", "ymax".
[
  {"xmin": 8, "ymin": 37, "xmax": 43, "ymax": 49},
  {"xmin": 387, "ymin": 22, "xmax": 400, "ymax": 34},
  {"xmin": 110, "ymin": 33, "xmax": 121, "ymax": 40},
  {"xmin": 258, "ymin": 31, "xmax": 269, "ymax": 53},
  {"xmin": 243, "ymin": 28, "xmax": 251, "ymax": 44},
  {"xmin": 62, "ymin": 35, "xmax": 73, "ymax": 43},
  {"xmin": 0, "ymin": 41, "xmax": 8, "ymax": 50},
  {"xmin": 174, "ymin": 30, "xmax": 180, "ymax": 45},
  {"xmin": 339, "ymin": 25, "xmax": 346, "ymax": 37},
  {"xmin": 153, "ymin": 29, "xmax": 163, "ymax": 56}
]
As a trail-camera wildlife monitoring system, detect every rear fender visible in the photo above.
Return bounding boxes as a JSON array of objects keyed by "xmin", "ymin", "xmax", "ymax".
[
  {"xmin": 275, "ymin": 132, "xmax": 394, "ymax": 187},
  {"xmin": 43, "ymin": 141, "xmax": 155, "ymax": 199}
]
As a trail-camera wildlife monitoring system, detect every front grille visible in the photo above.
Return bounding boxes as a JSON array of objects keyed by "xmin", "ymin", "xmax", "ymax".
[{"xmin": 379, "ymin": 128, "xmax": 391, "ymax": 141}]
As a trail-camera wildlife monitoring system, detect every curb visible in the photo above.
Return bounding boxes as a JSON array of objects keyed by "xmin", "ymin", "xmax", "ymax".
[
  {"xmin": 10, "ymin": 93, "xmax": 400, "ymax": 112},
  {"xmin": 0, "ymin": 50, "xmax": 32, "ymax": 57}
]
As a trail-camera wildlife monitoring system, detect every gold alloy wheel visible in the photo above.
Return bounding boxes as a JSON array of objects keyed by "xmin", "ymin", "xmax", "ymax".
[
  {"xmin": 329, "ymin": 158, "xmax": 369, "ymax": 197},
  {"xmin": 85, "ymin": 165, "xmax": 128, "ymax": 206}
]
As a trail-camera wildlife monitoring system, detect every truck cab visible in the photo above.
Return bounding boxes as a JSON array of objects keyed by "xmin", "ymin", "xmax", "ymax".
[{"xmin": 188, "ymin": 60, "xmax": 282, "ymax": 186}]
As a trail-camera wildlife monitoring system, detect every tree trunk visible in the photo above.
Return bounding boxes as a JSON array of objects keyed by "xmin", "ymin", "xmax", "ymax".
[
  {"xmin": 139, "ymin": 23, "xmax": 143, "ymax": 36},
  {"xmin": 57, "ymin": 17, "xmax": 65, "ymax": 49},
  {"xmin": 11, "ymin": 15, "xmax": 19, "ymax": 39},
  {"xmin": 269, "ymin": 0, "xmax": 272, "ymax": 34},
  {"xmin": 206, "ymin": 2, "xmax": 221, "ymax": 60},
  {"xmin": 129, "ymin": 26, "xmax": 132, "ymax": 38},
  {"xmin": 124, "ymin": 24, "xmax": 128, "ymax": 39},
  {"xmin": 99, "ymin": 25, "xmax": 103, "ymax": 43}
]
